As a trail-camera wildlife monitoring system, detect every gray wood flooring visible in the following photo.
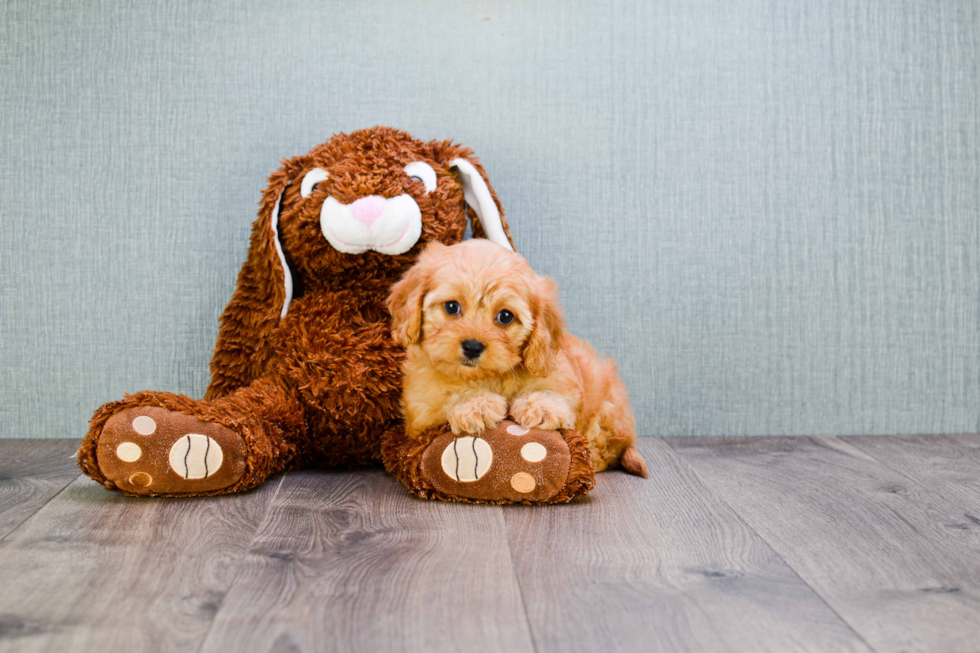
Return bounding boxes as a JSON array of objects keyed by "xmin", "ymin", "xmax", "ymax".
[{"xmin": 0, "ymin": 436, "xmax": 978, "ymax": 653}]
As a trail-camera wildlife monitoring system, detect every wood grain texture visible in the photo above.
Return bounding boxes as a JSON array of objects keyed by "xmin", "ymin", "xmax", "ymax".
[
  {"xmin": 0, "ymin": 439, "xmax": 81, "ymax": 540},
  {"xmin": 671, "ymin": 436, "xmax": 980, "ymax": 653},
  {"xmin": 844, "ymin": 434, "xmax": 980, "ymax": 513},
  {"xmin": 200, "ymin": 467, "xmax": 535, "ymax": 653},
  {"xmin": 503, "ymin": 439, "xmax": 870, "ymax": 653},
  {"xmin": 947, "ymin": 433, "xmax": 980, "ymax": 453},
  {"xmin": 0, "ymin": 473, "xmax": 280, "ymax": 652},
  {"xmin": 6, "ymin": 437, "xmax": 980, "ymax": 653}
]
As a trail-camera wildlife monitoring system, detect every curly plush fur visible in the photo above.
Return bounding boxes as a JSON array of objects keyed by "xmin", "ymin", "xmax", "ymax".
[{"xmin": 77, "ymin": 126, "xmax": 594, "ymax": 504}]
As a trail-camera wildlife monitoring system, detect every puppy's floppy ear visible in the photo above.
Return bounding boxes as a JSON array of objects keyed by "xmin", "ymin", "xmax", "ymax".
[
  {"xmin": 387, "ymin": 242, "xmax": 446, "ymax": 346},
  {"xmin": 206, "ymin": 157, "xmax": 303, "ymax": 400},
  {"xmin": 523, "ymin": 275, "xmax": 566, "ymax": 377},
  {"xmin": 430, "ymin": 141, "xmax": 516, "ymax": 251}
]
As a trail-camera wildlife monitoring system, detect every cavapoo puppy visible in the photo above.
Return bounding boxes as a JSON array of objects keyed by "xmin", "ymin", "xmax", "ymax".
[{"xmin": 387, "ymin": 239, "xmax": 647, "ymax": 476}]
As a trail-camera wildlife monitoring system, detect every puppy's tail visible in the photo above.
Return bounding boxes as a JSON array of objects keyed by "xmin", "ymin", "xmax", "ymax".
[{"xmin": 620, "ymin": 445, "xmax": 649, "ymax": 478}]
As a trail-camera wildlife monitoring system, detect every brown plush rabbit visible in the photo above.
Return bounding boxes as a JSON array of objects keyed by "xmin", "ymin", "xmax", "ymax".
[{"xmin": 77, "ymin": 126, "xmax": 594, "ymax": 504}]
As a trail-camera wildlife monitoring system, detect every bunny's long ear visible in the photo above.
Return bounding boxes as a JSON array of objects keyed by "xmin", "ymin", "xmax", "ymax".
[
  {"xmin": 450, "ymin": 158, "xmax": 514, "ymax": 251},
  {"xmin": 206, "ymin": 161, "xmax": 301, "ymax": 400},
  {"xmin": 431, "ymin": 139, "xmax": 515, "ymax": 250}
]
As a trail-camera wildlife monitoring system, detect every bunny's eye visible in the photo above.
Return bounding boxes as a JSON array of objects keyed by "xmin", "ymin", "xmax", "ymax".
[
  {"xmin": 495, "ymin": 309, "xmax": 515, "ymax": 326},
  {"xmin": 301, "ymin": 168, "xmax": 329, "ymax": 198},
  {"xmin": 444, "ymin": 301, "xmax": 461, "ymax": 316},
  {"xmin": 404, "ymin": 161, "xmax": 436, "ymax": 194}
]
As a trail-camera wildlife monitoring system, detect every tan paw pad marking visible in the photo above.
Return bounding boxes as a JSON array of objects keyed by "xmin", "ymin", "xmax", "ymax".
[
  {"xmin": 506, "ymin": 424, "xmax": 529, "ymax": 436},
  {"xmin": 168, "ymin": 434, "xmax": 223, "ymax": 479},
  {"xmin": 510, "ymin": 472, "xmax": 536, "ymax": 493},
  {"xmin": 131, "ymin": 415, "xmax": 157, "ymax": 435},
  {"xmin": 521, "ymin": 442, "xmax": 547, "ymax": 463},
  {"xmin": 441, "ymin": 436, "xmax": 493, "ymax": 482},
  {"xmin": 129, "ymin": 472, "xmax": 152, "ymax": 488},
  {"xmin": 116, "ymin": 442, "xmax": 142, "ymax": 462}
]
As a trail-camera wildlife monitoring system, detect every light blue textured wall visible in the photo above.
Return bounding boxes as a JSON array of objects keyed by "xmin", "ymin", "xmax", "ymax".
[{"xmin": 1, "ymin": 0, "xmax": 977, "ymax": 438}]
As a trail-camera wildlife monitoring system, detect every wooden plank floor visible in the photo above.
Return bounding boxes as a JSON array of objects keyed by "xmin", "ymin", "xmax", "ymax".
[{"xmin": 0, "ymin": 436, "xmax": 978, "ymax": 653}]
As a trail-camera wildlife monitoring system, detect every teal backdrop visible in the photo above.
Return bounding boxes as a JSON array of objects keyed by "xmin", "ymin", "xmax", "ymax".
[{"xmin": 1, "ymin": 0, "xmax": 978, "ymax": 438}]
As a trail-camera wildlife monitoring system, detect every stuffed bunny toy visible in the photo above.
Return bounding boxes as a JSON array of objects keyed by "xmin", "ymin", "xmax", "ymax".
[{"xmin": 78, "ymin": 127, "xmax": 595, "ymax": 504}]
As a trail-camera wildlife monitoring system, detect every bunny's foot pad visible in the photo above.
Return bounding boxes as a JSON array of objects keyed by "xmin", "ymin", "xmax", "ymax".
[
  {"xmin": 420, "ymin": 420, "xmax": 578, "ymax": 503},
  {"xmin": 95, "ymin": 407, "xmax": 247, "ymax": 496}
]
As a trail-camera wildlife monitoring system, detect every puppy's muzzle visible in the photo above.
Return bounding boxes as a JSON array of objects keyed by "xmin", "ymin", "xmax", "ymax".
[{"xmin": 461, "ymin": 340, "xmax": 485, "ymax": 360}]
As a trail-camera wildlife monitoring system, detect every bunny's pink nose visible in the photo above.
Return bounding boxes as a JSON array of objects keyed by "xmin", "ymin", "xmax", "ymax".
[{"xmin": 350, "ymin": 196, "xmax": 386, "ymax": 227}]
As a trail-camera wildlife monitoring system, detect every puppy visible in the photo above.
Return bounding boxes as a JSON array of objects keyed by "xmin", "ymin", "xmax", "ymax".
[{"xmin": 387, "ymin": 239, "xmax": 647, "ymax": 477}]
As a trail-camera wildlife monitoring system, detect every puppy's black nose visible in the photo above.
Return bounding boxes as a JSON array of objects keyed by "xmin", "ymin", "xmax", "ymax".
[{"xmin": 461, "ymin": 339, "xmax": 485, "ymax": 360}]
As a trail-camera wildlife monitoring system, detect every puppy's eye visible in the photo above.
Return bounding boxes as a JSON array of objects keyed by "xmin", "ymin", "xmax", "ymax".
[
  {"xmin": 495, "ymin": 309, "xmax": 515, "ymax": 326},
  {"xmin": 410, "ymin": 176, "xmax": 423, "ymax": 185},
  {"xmin": 444, "ymin": 300, "xmax": 461, "ymax": 316}
]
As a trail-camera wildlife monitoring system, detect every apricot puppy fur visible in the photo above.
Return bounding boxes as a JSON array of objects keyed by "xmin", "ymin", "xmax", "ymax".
[{"xmin": 387, "ymin": 239, "xmax": 647, "ymax": 476}]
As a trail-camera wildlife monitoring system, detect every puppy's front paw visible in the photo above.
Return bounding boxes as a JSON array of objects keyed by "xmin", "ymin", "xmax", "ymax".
[
  {"xmin": 447, "ymin": 393, "xmax": 508, "ymax": 435},
  {"xmin": 510, "ymin": 391, "xmax": 575, "ymax": 431}
]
